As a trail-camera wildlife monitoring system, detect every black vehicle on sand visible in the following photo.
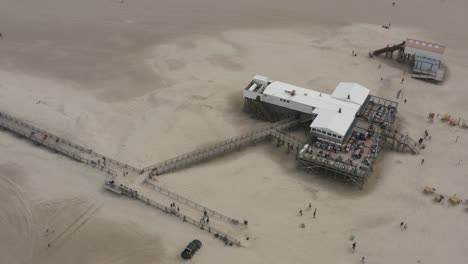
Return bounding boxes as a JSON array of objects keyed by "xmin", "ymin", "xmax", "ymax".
[{"xmin": 181, "ymin": 239, "xmax": 202, "ymax": 260}]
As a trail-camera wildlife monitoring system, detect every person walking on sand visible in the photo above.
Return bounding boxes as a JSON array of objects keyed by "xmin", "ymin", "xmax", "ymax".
[
  {"xmin": 313, "ymin": 208, "xmax": 317, "ymax": 219},
  {"xmin": 403, "ymin": 223, "xmax": 408, "ymax": 230},
  {"xmin": 309, "ymin": 203, "xmax": 312, "ymax": 209},
  {"xmin": 421, "ymin": 158, "xmax": 425, "ymax": 165},
  {"xmin": 352, "ymin": 242, "xmax": 357, "ymax": 252},
  {"xmin": 361, "ymin": 256, "xmax": 366, "ymax": 263},
  {"xmin": 299, "ymin": 210, "xmax": 303, "ymax": 216}
]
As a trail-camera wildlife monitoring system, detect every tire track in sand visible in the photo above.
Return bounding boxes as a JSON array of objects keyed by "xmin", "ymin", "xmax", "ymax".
[{"xmin": 48, "ymin": 202, "xmax": 101, "ymax": 248}]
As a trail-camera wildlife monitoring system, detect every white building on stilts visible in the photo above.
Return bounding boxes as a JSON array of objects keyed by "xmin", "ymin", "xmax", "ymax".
[{"xmin": 244, "ymin": 76, "xmax": 370, "ymax": 145}]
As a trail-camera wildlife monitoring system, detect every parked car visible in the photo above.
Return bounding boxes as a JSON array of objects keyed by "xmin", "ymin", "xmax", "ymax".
[{"xmin": 181, "ymin": 240, "xmax": 202, "ymax": 260}]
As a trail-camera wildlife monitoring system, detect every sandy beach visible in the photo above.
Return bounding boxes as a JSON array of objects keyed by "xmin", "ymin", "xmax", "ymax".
[{"xmin": 1, "ymin": 0, "xmax": 468, "ymax": 263}]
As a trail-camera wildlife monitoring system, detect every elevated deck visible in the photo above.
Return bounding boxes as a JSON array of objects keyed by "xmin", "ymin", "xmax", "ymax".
[{"xmin": 411, "ymin": 66, "xmax": 445, "ymax": 82}]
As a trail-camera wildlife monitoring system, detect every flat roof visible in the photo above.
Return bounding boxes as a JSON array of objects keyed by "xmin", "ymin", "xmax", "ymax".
[
  {"xmin": 262, "ymin": 81, "xmax": 370, "ymax": 137},
  {"xmin": 332, "ymin": 82, "xmax": 370, "ymax": 106},
  {"xmin": 263, "ymin": 81, "xmax": 361, "ymax": 112},
  {"xmin": 311, "ymin": 108, "xmax": 356, "ymax": 136}
]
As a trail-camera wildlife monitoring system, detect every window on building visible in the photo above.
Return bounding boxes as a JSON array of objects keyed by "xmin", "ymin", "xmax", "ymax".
[
  {"xmin": 332, "ymin": 134, "xmax": 337, "ymax": 138},
  {"xmin": 312, "ymin": 128, "xmax": 316, "ymax": 131},
  {"xmin": 338, "ymin": 136, "xmax": 342, "ymax": 139},
  {"xmin": 322, "ymin": 131, "xmax": 326, "ymax": 135},
  {"xmin": 287, "ymin": 100, "xmax": 290, "ymax": 103},
  {"xmin": 327, "ymin": 133, "xmax": 332, "ymax": 136}
]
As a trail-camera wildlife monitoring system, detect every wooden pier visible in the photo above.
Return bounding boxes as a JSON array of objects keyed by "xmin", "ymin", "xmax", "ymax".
[
  {"xmin": 0, "ymin": 111, "xmax": 139, "ymax": 177},
  {"xmin": 146, "ymin": 116, "xmax": 311, "ymax": 177},
  {"xmin": 104, "ymin": 180, "xmax": 241, "ymax": 246},
  {"xmin": 143, "ymin": 178, "xmax": 245, "ymax": 226}
]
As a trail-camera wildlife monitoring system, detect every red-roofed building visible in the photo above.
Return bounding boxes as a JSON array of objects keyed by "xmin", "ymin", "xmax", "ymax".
[
  {"xmin": 403, "ymin": 38, "xmax": 446, "ymax": 80},
  {"xmin": 405, "ymin": 38, "xmax": 445, "ymax": 61}
]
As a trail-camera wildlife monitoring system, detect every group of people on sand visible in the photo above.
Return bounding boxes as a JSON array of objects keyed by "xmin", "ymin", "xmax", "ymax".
[{"xmin": 298, "ymin": 203, "xmax": 317, "ymax": 218}]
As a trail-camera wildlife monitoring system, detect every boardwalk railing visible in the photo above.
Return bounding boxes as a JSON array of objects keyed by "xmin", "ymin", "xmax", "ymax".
[
  {"xmin": 0, "ymin": 112, "xmax": 121, "ymax": 176},
  {"xmin": 270, "ymin": 129, "xmax": 306, "ymax": 149},
  {"xmin": 105, "ymin": 181, "xmax": 241, "ymax": 246},
  {"xmin": 1, "ymin": 110, "xmax": 310, "ymax": 179},
  {"xmin": 384, "ymin": 129, "xmax": 420, "ymax": 155},
  {"xmin": 147, "ymin": 117, "xmax": 311, "ymax": 177},
  {"xmin": 143, "ymin": 178, "xmax": 244, "ymax": 226},
  {"xmin": 0, "ymin": 111, "xmax": 142, "ymax": 175}
]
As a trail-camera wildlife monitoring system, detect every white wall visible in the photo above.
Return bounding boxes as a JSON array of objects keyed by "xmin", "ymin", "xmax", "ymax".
[
  {"xmin": 405, "ymin": 46, "xmax": 443, "ymax": 61},
  {"xmin": 243, "ymin": 90, "xmax": 259, "ymax": 100},
  {"xmin": 310, "ymin": 127, "xmax": 343, "ymax": 144},
  {"xmin": 260, "ymin": 94, "xmax": 315, "ymax": 114}
]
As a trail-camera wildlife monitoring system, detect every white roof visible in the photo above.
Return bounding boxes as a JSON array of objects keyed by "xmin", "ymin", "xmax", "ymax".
[
  {"xmin": 263, "ymin": 81, "xmax": 360, "ymax": 111},
  {"xmin": 261, "ymin": 81, "xmax": 370, "ymax": 137},
  {"xmin": 310, "ymin": 108, "xmax": 356, "ymax": 136},
  {"xmin": 331, "ymin": 82, "xmax": 370, "ymax": 106}
]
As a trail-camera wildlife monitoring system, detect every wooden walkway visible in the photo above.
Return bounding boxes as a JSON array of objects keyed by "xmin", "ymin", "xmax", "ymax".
[
  {"xmin": 0, "ymin": 111, "xmax": 142, "ymax": 177},
  {"xmin": 1, "ymin": 110, "xmax": 248, "ymax": 245},
  {"xmin": 104, "ymin": 180, "xmax": 241, "ymax": 246},
  {"xmin": 384, "ymin": 129, "xmax": 420, "ymax": 155},
  {"xmin": 146, "ymin": 117, "xmax": 311, "ymax": 177},
  {"xmin": 143, "ymin": 178, "xmax": 245, "ymax": 226}
]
